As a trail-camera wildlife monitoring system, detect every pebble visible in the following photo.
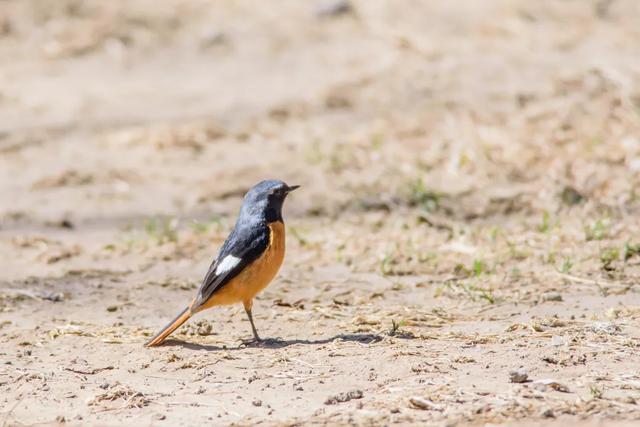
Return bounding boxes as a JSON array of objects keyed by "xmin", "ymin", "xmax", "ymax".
[
  {"xmin": 509, "ymin": 368, "xmax": 529, "ymax": 383},
  {"xmin": 542, "ymin": 292, "xmax": 563, "ymax": 302},
  {"xmin": 315, "ymin": 0, "xmax": 353, "ymax": 18},
  {"xmin": 541, "ymin": 407, "xmax": 555, "ymax": 418},
  {"xmin": 324, "ymin": 390, "xmax": 363, "ymax": 405},
  {"xmin": 409, "ymin": 396, "xmax": 442, "ymax": 411}
]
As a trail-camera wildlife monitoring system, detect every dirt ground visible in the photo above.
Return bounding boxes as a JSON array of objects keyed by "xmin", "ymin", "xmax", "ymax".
[{"xmin": 1, "ymin": 1, "xmax": 640, "ymax": 425}]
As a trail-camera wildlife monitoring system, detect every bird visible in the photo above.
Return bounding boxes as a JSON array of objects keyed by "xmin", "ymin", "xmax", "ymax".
[{"xmin": 145, "ymin": 180, "xmax": 299, "ymax": 347}]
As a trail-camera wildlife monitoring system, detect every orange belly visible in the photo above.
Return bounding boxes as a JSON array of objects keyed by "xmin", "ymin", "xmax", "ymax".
[{"xmin": 200, "ymin": 221, "xmax": 285, "ymax": 308}]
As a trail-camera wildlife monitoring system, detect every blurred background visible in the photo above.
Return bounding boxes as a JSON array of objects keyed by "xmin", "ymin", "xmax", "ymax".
[
  {"xmin": 2, "ymin": 0, "xmax": 640, "ymax": 277},
  {"xmin": 2, "ymin": 0, "xmax": 640, "ymax": 280},
  {"xmin": 2, "ymin": 1, "xmax": 640, "ymax": 424},
  {"xmin": 0, "ymin": 0, "xmax": 640, "ymax": 294}
]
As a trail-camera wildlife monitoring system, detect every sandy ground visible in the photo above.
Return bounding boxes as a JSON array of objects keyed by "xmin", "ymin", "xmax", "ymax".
[{"xmin": 1, "ymin": 1, "xmax": 640, "ymax": 425}]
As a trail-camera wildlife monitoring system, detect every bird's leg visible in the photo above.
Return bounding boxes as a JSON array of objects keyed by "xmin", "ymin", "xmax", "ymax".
[{"xmin": 243, "ymin": 300, "xmax": 262, "ymax": 343}]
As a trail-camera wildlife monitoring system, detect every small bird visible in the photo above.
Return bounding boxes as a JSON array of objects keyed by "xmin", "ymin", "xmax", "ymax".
[{"xmin": 145, "ymin": 180, "xmax": 299, "ymax": 347}]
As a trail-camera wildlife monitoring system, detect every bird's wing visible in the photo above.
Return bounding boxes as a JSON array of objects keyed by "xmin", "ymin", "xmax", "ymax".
[{"xmin": 191, "ymin": 225, "xmax": 270, "ymax": 310}]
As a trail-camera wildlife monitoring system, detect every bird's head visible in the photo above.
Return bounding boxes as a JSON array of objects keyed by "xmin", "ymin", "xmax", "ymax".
[{"xmin": 240, "ymin": 180, "xmax": 299, "ymax": 223}]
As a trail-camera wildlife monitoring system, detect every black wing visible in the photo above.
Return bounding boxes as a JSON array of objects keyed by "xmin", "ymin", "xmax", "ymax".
[{"xmin": 191, "ymin": 224, "xmax": 270, "ymax": 310}]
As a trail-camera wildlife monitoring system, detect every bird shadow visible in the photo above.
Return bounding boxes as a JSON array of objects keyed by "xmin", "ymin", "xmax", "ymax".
[{"xmin": 160, "ymin": 333, "xmax": 385, "ymax": 351}]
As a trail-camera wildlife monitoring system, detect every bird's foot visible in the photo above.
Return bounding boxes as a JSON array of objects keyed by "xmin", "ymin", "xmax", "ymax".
[{"xmin": 239, "ymin": 336, "xmax": 264, "ymax": 347}]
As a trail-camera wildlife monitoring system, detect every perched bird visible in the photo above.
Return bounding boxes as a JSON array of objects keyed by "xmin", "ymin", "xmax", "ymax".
[{"xmin": 145, "ymin": 180, "xmax": 299, "ymax": 347}]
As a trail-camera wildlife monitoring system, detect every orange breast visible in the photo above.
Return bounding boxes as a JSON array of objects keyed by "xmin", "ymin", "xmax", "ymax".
[{"xmin": 201, "ymin": 221, "xmax": 285, "ymax": 308}]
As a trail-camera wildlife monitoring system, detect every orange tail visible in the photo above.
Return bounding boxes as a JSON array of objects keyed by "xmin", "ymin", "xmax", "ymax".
[{"xmin": 145, "ymin": 307, "xmax": 192, "ymax": 347}]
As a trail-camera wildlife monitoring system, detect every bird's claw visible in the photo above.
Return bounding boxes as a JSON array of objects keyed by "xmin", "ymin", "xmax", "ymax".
[{"xmin": 239, "ymin": 337, "xmax": 264, "ymax": 347}]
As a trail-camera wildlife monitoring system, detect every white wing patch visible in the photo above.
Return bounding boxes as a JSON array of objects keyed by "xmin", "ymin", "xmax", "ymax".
[{"xmin": 215, "ymin": 255, "xmax": 241, "ymax": 275}]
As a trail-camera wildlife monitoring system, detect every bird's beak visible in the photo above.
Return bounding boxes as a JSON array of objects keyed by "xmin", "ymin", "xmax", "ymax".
[{"xmin": 286, "ymin": 185, "xmax": 300, "ymax": 192}]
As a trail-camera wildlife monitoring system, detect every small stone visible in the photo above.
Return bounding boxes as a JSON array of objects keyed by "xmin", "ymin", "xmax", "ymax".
[
  {"xmin": 325, "ymin": 390, "xmax": 363, "ymax": 405},
  {"xmin": 541, "ymin": 407, "xmax": 555, "ymax": 418},
  {"xmin": 44, "ymin": 292, "xmax": 65, "ymax": 302},
  {"xmin": 152, "ymin": 414, "xmax": 166, "ymax": 421},
  {"xmin": 509, "ymin": 368, "xmax": 529, "ymax": 383},
  {"xmin": 560, "ymin": 186, "xmax": 584, "ymax": 205},
  {"xmin": 252, "ymin": 399, "xmax": 262, "ymax": 407},
  {"xmin": 315, "ymin": 0, "xmax": 353, "ymax": 18},
  {"xmin": 106, "ymin": 305, "xmax": 118, "ymax": 312},
  {"xmin": 589, "ymin": 322, "xmax": 620, "ymax": 334},
  {"xmin": 200, "ymin": 30, "xmax": 227, "ymax": 48},
  {"xmin": 197, "ymin": 323, "xmax": 212, "ymax": 336},
  {"xmin": 59, "ymin": 219, "xmax": 74, "ymax": 229},
  {"xmin": 409, "ymin": 397, "xmax": 442, "ymax": 411},
  {"xmin": 533, "ymin": 379, "xmax": 571, "ymax": 393},
  {"xmin": 542, "ymin": 292, "xmax": 563, "ymax": 302}
]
